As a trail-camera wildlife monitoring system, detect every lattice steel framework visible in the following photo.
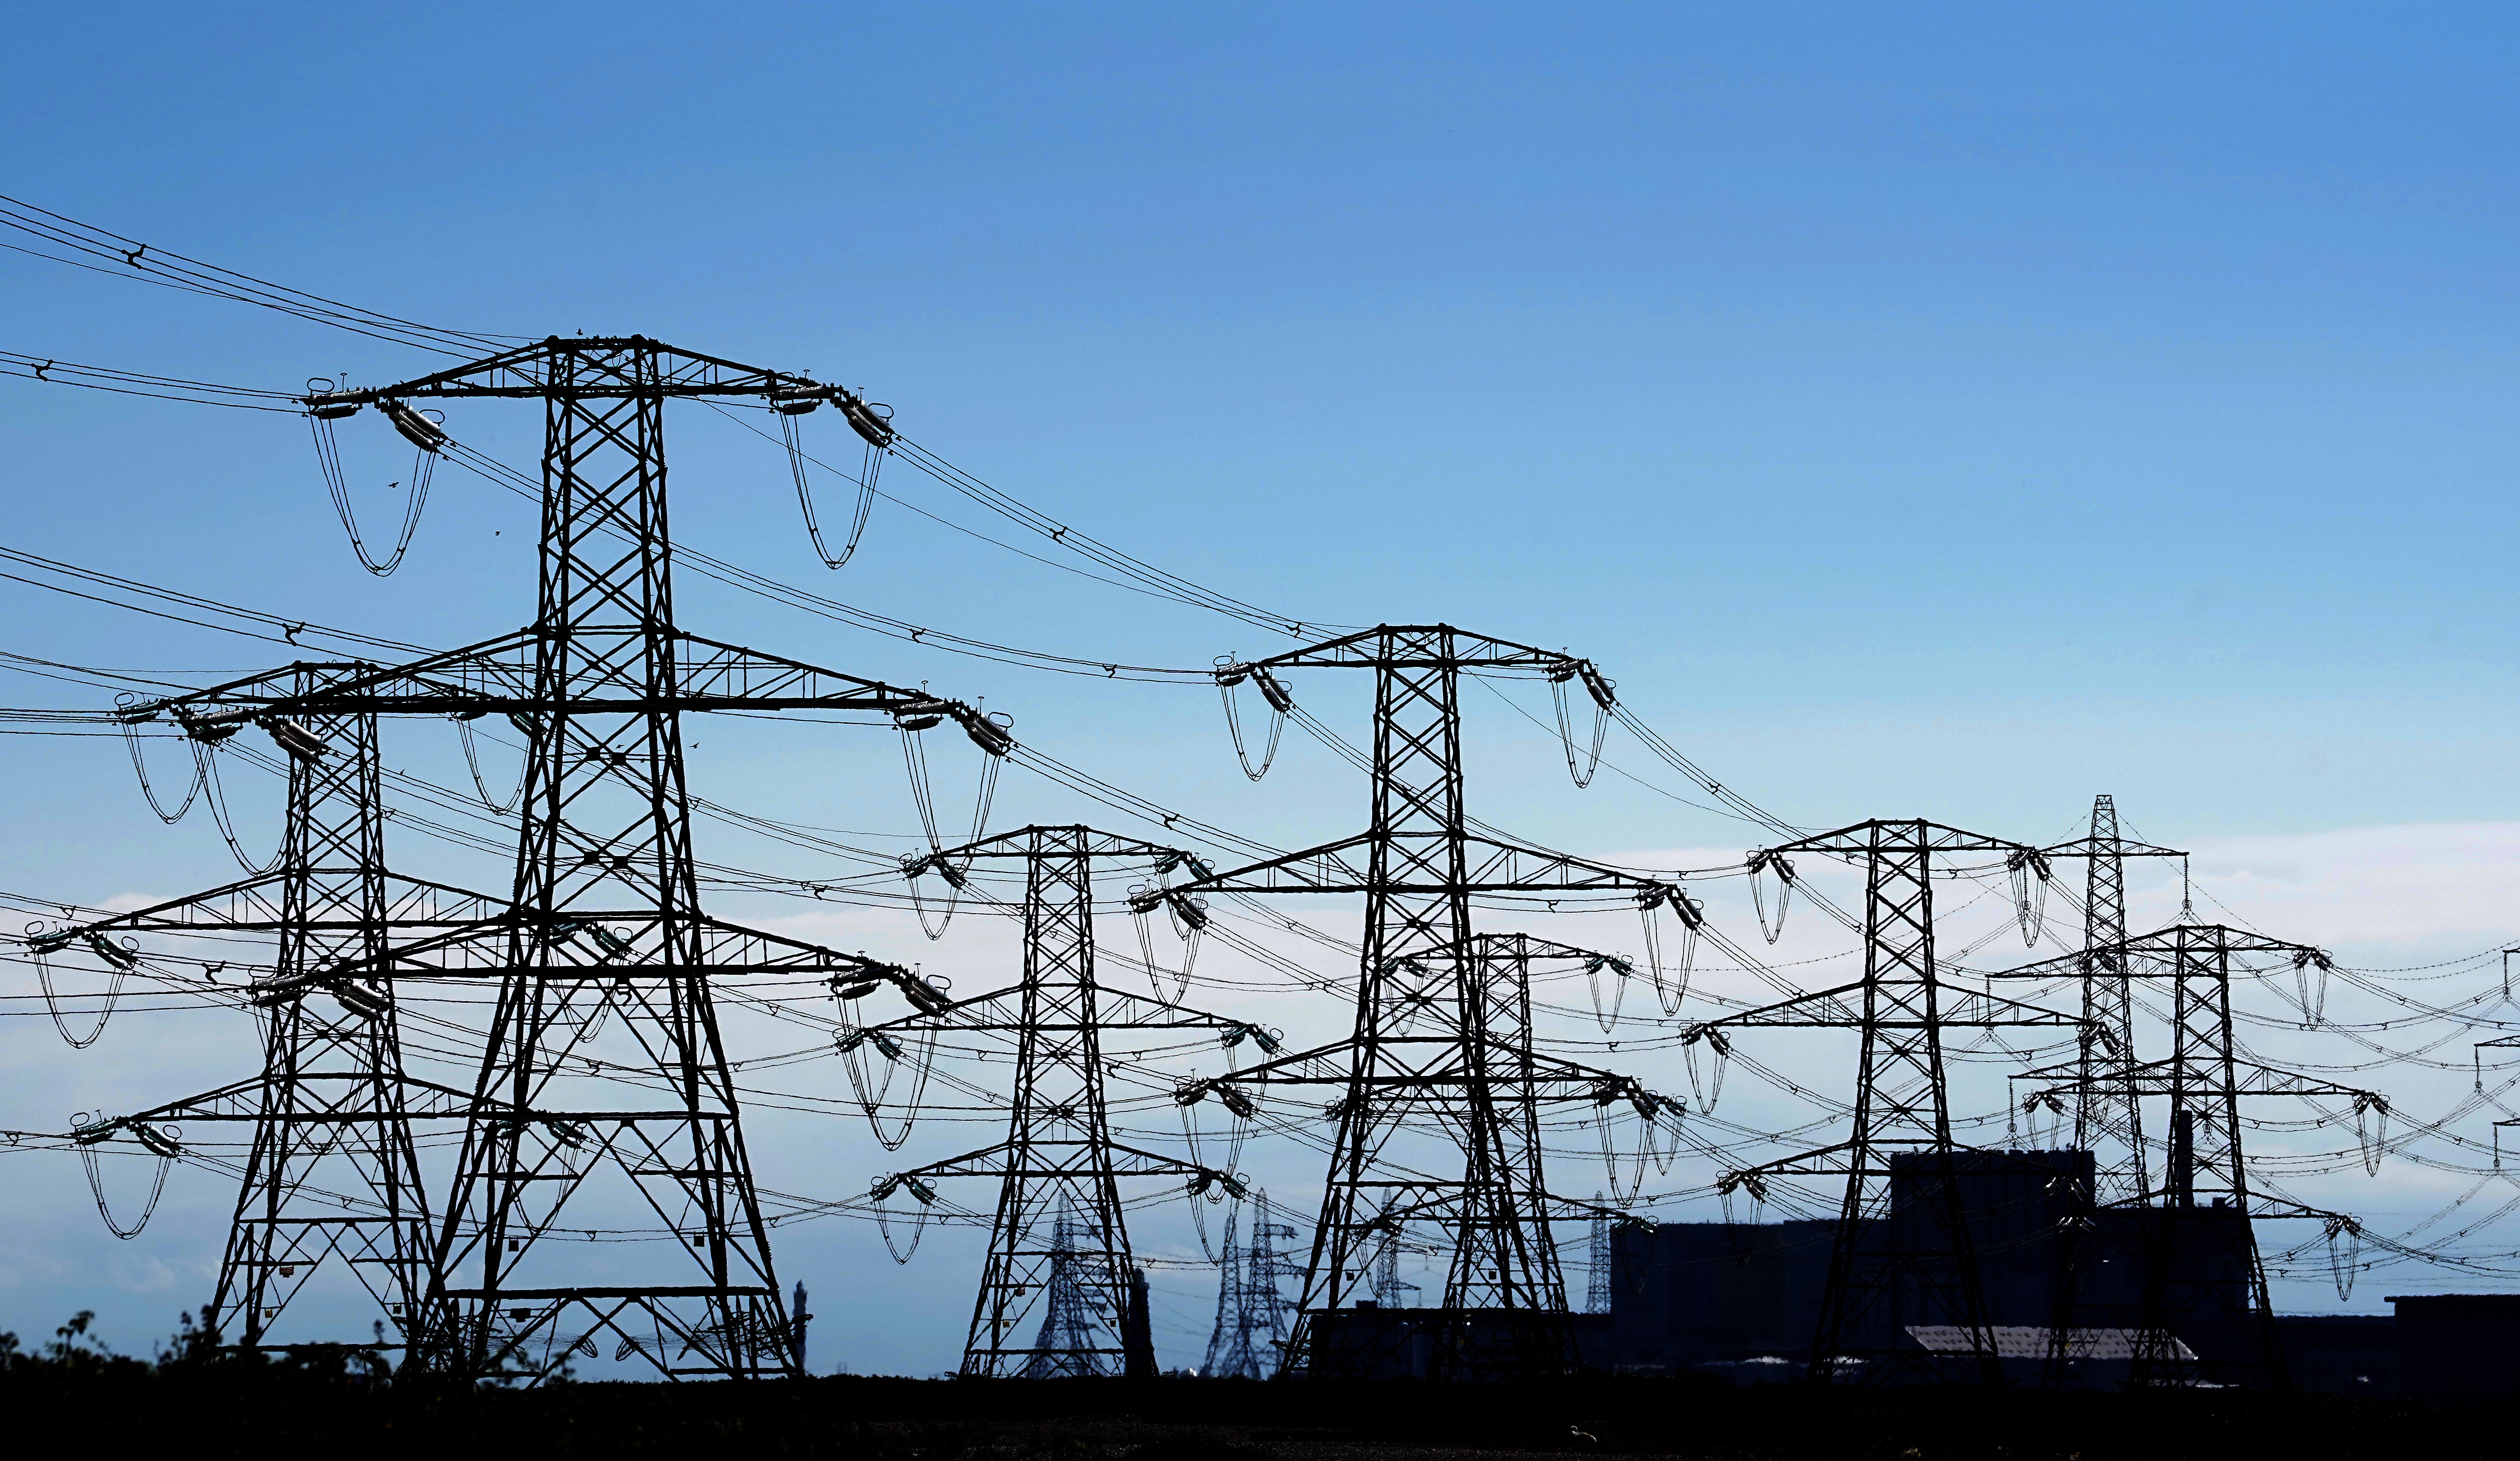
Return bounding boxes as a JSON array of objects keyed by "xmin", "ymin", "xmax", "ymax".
[
  {"xmin": 64, "ymin": 667, "xmax": 462, "ymax": 1353},
  {"xmin": 2037, "ymin": 796, "xmax": 2181, "ymax": 1202},
  {"xmin": 121, "ymin": 338, "xmax": 980, "ymax": 1380},
  {"xmin": 2004, "ymin": 922, "xmax": 2371, "ymax": 1389},
  {"xmin": 1174, "ymin": 627, "xmax": 1682, "ymax": 1379},
  {"xmin": 1698, "ymin": 820, "xmax": 2087, "ymax": 1387},
  {"xmin": 855, "ymin": 826, "xmax": 1253, "ymax": 1378}
]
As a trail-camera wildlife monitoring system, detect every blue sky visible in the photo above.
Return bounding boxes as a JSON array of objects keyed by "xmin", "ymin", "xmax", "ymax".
[{"xmin": 2, "ymin": 4, "xmax": 2516, "ymax": 1369}]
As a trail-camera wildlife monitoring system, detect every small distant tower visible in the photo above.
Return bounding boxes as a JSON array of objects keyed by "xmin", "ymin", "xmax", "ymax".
[
  {"xmin": 1021, "ymin": 1200, "xmax": 1115, "ymax": 1378},
  {"xmin": 1199, "ymin": 1207, "xmax": 1246, "ymax": 1378},
  {"xmin": 1584, "ymin": 1198, "xmax": 1614, "ymax": 1315}
]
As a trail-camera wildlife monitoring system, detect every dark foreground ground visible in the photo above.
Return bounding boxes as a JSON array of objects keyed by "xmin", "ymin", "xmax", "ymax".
[{"xmin": 2, "ymin": 1324, "xmax": 2503, "ymax": 1458}]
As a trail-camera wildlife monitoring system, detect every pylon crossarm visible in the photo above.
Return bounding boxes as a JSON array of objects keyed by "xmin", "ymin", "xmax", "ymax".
[
  {"xmin": 313, "ymin": 335, "xmax": 843, "ymax": 404},
  {"xmin": 1717, "ymin": 1140, "xmax": 1860, "ymax": 1184},
  {"xmin": 1686, "ymin": 981, "xmax": 1868, "ymax": 1030},
  {"xmin": 2004, "ymin": 921, "xmax": 2324, "ymax": 982},
  {"xmin": 109, "ymin": 1072, "xmax": 484, "ymax": 1126},
  {"xmin": 1240, "ymin": 623, "xmax": 1580, "ymax": 674},
  {"xmin": 315, "ymin": 908, "xmax": 916, "ymax": 990},
  {"xmin": 2037, "ymin": 834, "xmax": 2187, "ymax": 861},
  {"xmin": 886, "ymin": 1139, "xmax": 1229, "ymax": 1185},
  {"xmin": 1167, "ymin": 835, "xmax": 1374, "ymax": 895},
  {"xmin": 669, "ymin": 633, "xmax": 996, "ymax": 727},
  {"xmin": 1197, "ymin": 1036, "xmax": 1651, "ymax": 1101},
  {"xmin": 925, "ymin": 825, "xmax": 1188, "ymax": 864},
  {"xmin": 2014, "ymin": 1057, "xmax": 2369, "ymax": 1107},
  {"xmin": 1173, "ymin": 831, "xmax": 1674, "ymax": 899},
  {"xmin": 122, "ymin": 635, "xmax": 538, "ymax": 722},
  {"xmin": 1771, "ymin": 819, "xmax": 2036, "ymax": 859},
  {"xmin": 850, "ymin": 980, "xmax": 1257, "ymax": 1037},
  {"xmin": 52, "ymin": 871, "xmax": 512, "ymax": 940},
  {"xmin": 1689, "ymin": 981, "xmax": 2084, "ymax": 1034}
]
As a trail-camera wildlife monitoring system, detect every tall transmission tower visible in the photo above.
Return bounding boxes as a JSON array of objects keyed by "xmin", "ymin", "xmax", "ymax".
[
  {"xmin": 2003, "ymin": 922, "xmax": 2376, "ymax": 1389},
  {"xmin": 852, "ymin": 825, "xmax": 1256, "ymax": 1379},
  {"xmin": 1691, "ymin": 820, "xmax": 2085, "ymax": 1386},
  {"xmin": 1583, "ymin": 1198, "xmax": 1613, "ymax": 1315},
  {"xmin": 122, "ymin": 339, "xmax": 981, "ymax": 1380},
  {"xmin": 59, "ymin": 666, "xmax": 506, "ymax": 1354},
  {"xmin": 1174, "ymin": 627, "xmax": 1684, "ymax": 1379},
  {"xmin": 1199, "ymin": 1204, "xmax": 1246, "ymax": 1378},
  {"xmin": 1203, "ymin": 1189, "xmax": 1300, "ymax": 1379},
  {"xmin": 2037, "ymin": 797, "xmax": 2182, "ymax": 1202},
  {"xmin": 1243, "ymin": 1189, "xmax": 1299, "ymax": 1371}
]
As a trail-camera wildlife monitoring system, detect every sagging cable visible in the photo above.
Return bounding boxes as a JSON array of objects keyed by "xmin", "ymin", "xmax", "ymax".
[
  {"xmin": 72, "ymin": 1114, "xmax": 178, "ymax": 1239},
  {"xmin": 1637, "ymin": 882, "xmax": 1704, "ymax": 1016},
  {"xmin": 869, "ymin": 1171, "xmax": 937, "ymax": 1264},
  {"xmin": 776, "ymin": 387, "xmax": 882, "ymax": 569},
  {"xmin": 1214, "ymin": 657, "xmax": 1293, "ymax": 781},
  {"xmin": 838, "ymin": 1017, "xmax": 939, "ymax": 1151},
  {"xmin": 2294, "ymin": 948, "xmax": 2334, "ymax": 1026},
  {"xmin": 1546, "ymin": 657, "xmax": 1614, "ymax": 789},
  {"xmin": 1682, "ymin": 1026, "xmax": 1731, "ymax": 1114},
  {"xmin": 27, "ymin": 925, "xmax": 137, "ymax": 1049},
  {"xmin": 455, "ymin": 713, "xmax": 523, "ymax": 813},
  {"xmin": 1747, "ymin": 850, "xmax": 1795, "ymax": 945},
  {"xmin": 308, "ymin": 382, "xmax": 438, "ymax": 576},
  {"xmin": 2006, "ymin": 848, "xmax": 2052, "ymax": 949}
]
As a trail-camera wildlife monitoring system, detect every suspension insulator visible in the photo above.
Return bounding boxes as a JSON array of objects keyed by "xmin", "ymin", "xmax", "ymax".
[
  {"xmin": 381, "ymin": 399, "xmax": 447, "ymax": 452},
  {"xmin": 839, "ymin": 393, "xmax": 896, "ymax": 448},
  {"xmin": 262, "ymin": 718, "xmax": 331, "ymax": 763},
  {"xmin": 958, "ymin": 710, "xmax": 1015, "ymax": 758}
]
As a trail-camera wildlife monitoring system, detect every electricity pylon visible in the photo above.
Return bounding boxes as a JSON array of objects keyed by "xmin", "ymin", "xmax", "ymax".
[
  {"xmin": 2002, "ymin": 923, "xmax": 2377, "ymax": 1389},
  {"xmin": 1199, "ymin": 1204, "xmax": 1246, "ymax": 1378},
  {"xmin": 849, "ymin": 825, "xmax": 1257, "ymax": 1378},
  {"xmin": 58, "ymin": 666, "xmax": 507, "ymax": 1354},
  {"xmin": 1173, "ymin": 627, "xmax": 1686, "ymax": 1379},
  {"xmin": 120, "ymin": 338, "xmax": 980, "ymax": 1380},
  {"xmin": 2037, "ymin": 797, "xmax": 2183, "ymax": 1202},
  {"xmin": 1692, "ymin": 820, "xmax": 2086, "ymax": 1386},
  {"xmin": 1202, "ymin": 1187, "xmax": 1304, "ymax": 1379}
]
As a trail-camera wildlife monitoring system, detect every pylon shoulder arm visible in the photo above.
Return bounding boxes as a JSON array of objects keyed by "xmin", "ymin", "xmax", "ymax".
[
  {"xmin": 1242, "ymin": 625, "xmax": 1578, "ymax": 674},
  {"xmin": 324, "ymin": 337, "xmax": 825, "ymax": 402}
]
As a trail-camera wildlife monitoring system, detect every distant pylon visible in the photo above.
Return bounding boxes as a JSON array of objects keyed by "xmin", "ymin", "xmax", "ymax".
[
  {"xmin": 2002, "ymin": 922, "xmax": 2377, "ymax": 1390},
  {"xmin": 1174, "ymin": 627, "xmax": 1685, "ymax": 1379},
  {"xmin": 854, "ymin": 826, "xmax": 1255, "ymax": 1379},
  {"xmin": 2036, "ymin": 798, "xmax": 2182, "ymax": 1202},
  {"xmin": 1021, "ymin": 1199, "xmax": 1111, "ymax": 1379},
  {"xmin": 1694, "ymin": 820, "xmax": 2087, "ymax": 1386},
  {"xmin": 1584, "ymin": 1196, "xmax": 1613, "ymax": 1315},
  {"xmin": 1199, "ymin": 1205, "xmax": 1245, "ymax": 1378},
  {"xmin": 1205, "ymin": 1189, "xmax": 1300, "ymax": 1378}
]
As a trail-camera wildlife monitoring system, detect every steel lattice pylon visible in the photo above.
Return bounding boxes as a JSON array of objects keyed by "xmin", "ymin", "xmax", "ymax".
[
  {"xmin": 1201, "ymin": 1189, "xmax": 1299, "ymax": 1379},
  {"xmin": 203, "ymin": 675, "xmax": 429, "ymax": 1349},
  {"xmin": 2036, "ymin": 796, "xmax": 2182, "ymax": 1202},
  {"xmin": 1697, "ymin": 820, "xmax": 2088, "ymax": 1387},
  {"xmin": 122, "ymin": 338, "xmax": 986, "ymax": 1380},
  {"xmin": 2002, "ymin": 921, "xmax": 2374, "ymax": 1390},
  {"xmin": 62, "ymin": 666, "xmax": 511, "ymax": 1354},
  {"xmin": 854, "ymin": 825, "xmax": 1253, "ymax": 1379},
  {"xmin": 1174, "ymin": 626, "xmax": 1681, "ymax": 1379}
]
